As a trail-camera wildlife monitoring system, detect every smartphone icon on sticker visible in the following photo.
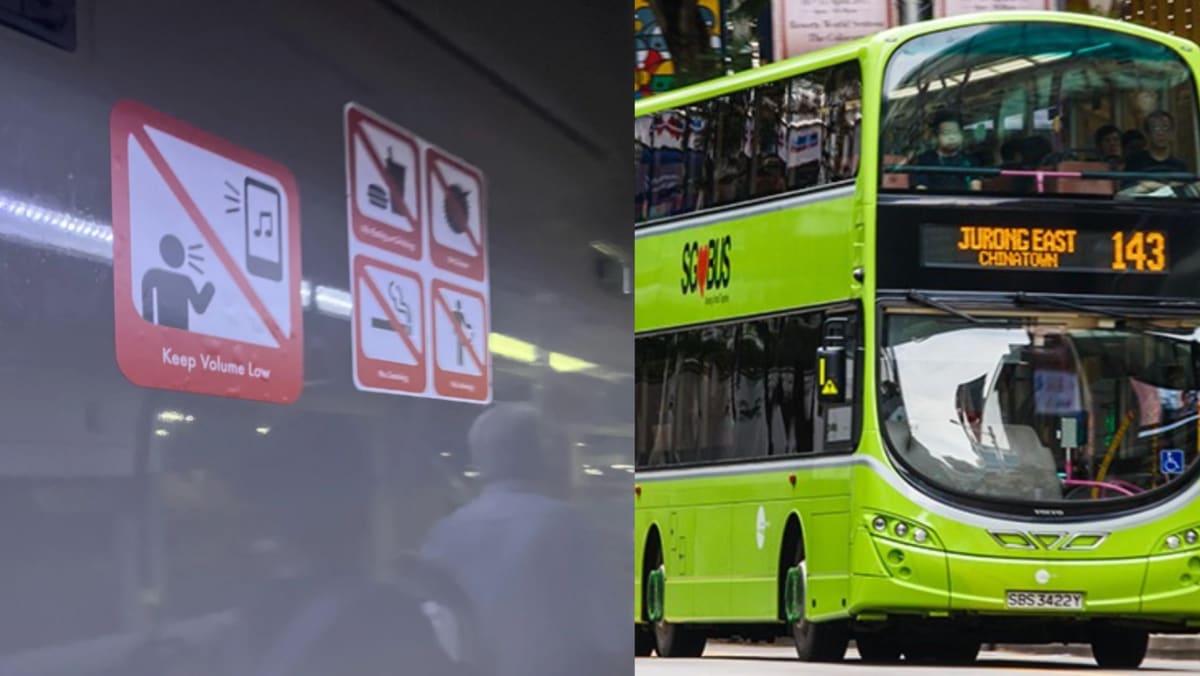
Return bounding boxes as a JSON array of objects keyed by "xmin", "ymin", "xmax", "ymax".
[{"xmin": 244, "ymin": 177, "xmax": 283, "ymax": 281}]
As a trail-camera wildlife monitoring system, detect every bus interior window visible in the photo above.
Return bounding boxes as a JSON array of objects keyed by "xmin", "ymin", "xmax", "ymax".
[
  {"xmin": 635, "ymin": 333, "xmax": 675, "ymax": 469},
  {"xmin": 825, "ymin": 64, "xmax": 863, "ymax": 183},
  {"xmin": 648, "ymin": 109, "xmax": 687, "ymax": 219},
  {"xmin": 708, "ymin": 92, "xmax": 752, "ymax": 207},
  {"xmin": 635, "ymin": 115, "xmax": 653, "ymax": 222},
  {"xmin": 751, "ymin": 82, "xmax": 788, "ymax": 198},
  {"xmin": 881, "ymin": 22, "xmax": 1200, "ymax": 199},
  {"xmin": 683, "ymin": 102, "xmax": 711, "ymax": 212},
  {"xmin": 786, "ymin": 73, "xmax": 826, "ymax": 191}
]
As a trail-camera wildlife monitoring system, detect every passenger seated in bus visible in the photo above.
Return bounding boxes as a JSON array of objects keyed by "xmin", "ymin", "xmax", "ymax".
[
  {"xmin": 911, "ymin": 110, "xmax": 983, "ymax": 192},
  {"xmin": 1119, "ymin": 112, "xmax": 1195, "ymax": 196},
  {"xmin": 998, "ymin": 137, "xmax": 1023, "ymax": 168},
  {"xmin": 1126, "ymin": 111, "xmax": 1189, "ymax": 174},
  {"xmin": 1122, "ymin": 128, "xmax": 1147, "ymax": 159},
  {"xmin": 1020, "ymin": 135, "xmax": 1053, "ymax": 169},
  {"xmin": 1095, "ymin": 124, "xmax": 1124, "ymax": 170}
]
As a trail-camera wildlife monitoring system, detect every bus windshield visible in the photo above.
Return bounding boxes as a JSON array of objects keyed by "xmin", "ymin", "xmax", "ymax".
[
  {"xmin": 881, "ymin": 22, "xmax": 1200, "ymax": 200},
  {"xmin": 880, "ymin": 312, "xmax": 1200, "ymax": 505}
]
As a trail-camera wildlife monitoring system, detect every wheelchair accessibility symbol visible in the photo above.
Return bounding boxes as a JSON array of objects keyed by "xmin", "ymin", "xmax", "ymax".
[{"xmin": 1161, "ymin": 449, "xmax": 1186, "ymax": 475}]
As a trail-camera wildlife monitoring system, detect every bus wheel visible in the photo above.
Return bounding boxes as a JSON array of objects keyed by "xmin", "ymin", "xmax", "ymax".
[
  {"xmin": 635, "ymin": 624, "xmax": 654, "ymax": 657},
  {"xmin": 785, "ymin": 540, "xmax": 848, "ymax": 662},
  {"xmin": 854, "ymin": 631, "xmax": 902, "ymax": 663},
  {"xmin": 1090, "ymin": 625, "xmax": 1148, "ymax": 669},
  {"xmin": 653, "ymin": 619, "xmax": 706, "ymax": 658},
  {"xmin": 647, "ymin": 546, "xmax": 705, "ymax": 658}
]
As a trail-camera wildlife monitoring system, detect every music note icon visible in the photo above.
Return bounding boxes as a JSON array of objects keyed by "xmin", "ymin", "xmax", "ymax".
[{"xmin": 255, "ymin": 211, "xmax": 274, "ymax": 238}]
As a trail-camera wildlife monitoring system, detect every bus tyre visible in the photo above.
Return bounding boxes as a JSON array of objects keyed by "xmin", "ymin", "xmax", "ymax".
[
  {"xmin": 785, "ymin": 544, "xmax": 848, "ymax": 662},
  {"xmin": 635, "ymin": 624, "xmax": 654, "ymax": 656},
  {"xmin": 646, "ymin": 546, "xmax": 706, "ymax": 658},
  {"xmin": 653, "ymin": 620, "xmax": 706, "ymax": 658},
  {"xmin": 854, "ymin": 632, "xmax": 902, "ymax": 663},
  {"xmin": 1090, "ymin": 626, "xmax": 1148, "ymax": 669}
]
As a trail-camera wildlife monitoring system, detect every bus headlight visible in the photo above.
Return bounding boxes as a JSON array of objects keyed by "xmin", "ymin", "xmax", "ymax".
[
  {"xmin": 872, "ymin": 516, "xmax": 887, "ymax": 532},
  {"xmin": 1186, "ymin": 530, "xmax": 1198, "ymax": 545},
  {"xmin": 1167, "ymin": 535, "xmax": 1182, "ymax": 550},
  {"xmin": 913, "ymin": 528, "xmax": 929, "ymax": 544},
  {"xmin": 894, "ymin": 522, "xmax": 909, "ymax": 537}
]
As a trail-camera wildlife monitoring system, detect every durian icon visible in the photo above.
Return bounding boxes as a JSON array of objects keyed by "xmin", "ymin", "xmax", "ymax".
[{"xmin": 444, "ymin": 184, "xmax": 470, "ymax": 235}]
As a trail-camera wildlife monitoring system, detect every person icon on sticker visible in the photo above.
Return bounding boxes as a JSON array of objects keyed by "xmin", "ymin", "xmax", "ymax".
[
  {"xmin": 452, "ymin": 300, "xmax": 474, "ymax": 367},
  {"xmin": 142, "ymin": 234, "xmax": 215, "ymax": 331}
]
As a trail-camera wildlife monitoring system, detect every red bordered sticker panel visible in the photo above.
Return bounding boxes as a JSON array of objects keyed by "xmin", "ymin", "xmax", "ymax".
[
  {"xmin": 430, "ymin": 278, "xmax": 490, "ymax": 401},
  {"xmin": 110, "ymin": 99, "xmax": 303, "ymax": 404},
  {"xmin": 426, "ymin": 146, "xmax": 487, "ymax": 282},
  {"xmin": 352, "ymin": 254, "xmax": 427, "ymax": 394},
  {"xmin": 346, "ymin": 103, "xmax": 423, "ymax": 260}
]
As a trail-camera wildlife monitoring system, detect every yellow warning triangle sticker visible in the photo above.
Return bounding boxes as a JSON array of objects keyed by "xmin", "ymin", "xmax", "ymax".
[{"xmin": 822, "ymin": 379, "xmax": 839, "ymax": 396}]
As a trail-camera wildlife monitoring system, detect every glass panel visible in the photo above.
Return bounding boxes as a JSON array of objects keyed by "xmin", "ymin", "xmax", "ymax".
[
  {"xmin": 786, "ymin": 72, "xmax": 827, "ymax": 191},
  {"xmin": 825, "ymin": 63, "xmax": 863, "ymax": 183},
  {"xmin": 735, "ymin": 322, "xmax": 769, "ymax": 457},
  {"xmin": 635, "ymin": 115, "xmax": 654, "ymax": 221},
  {"xmin": 648, "ymin": 109, "xmax": 689, "ymax": 218},
  {"xmin": 881, "ymin": 312, "xmax": 1200, "ymax": 504},
  {"xmin": 683, "ymin": 103, "xmax": 712, "ymax": 213},
  {"xmin": 636, "ymin": 334, "xmax": 674, "ymax": 468},
  {"xmin": 708, "ymin": 91, "xmax": 753, "ymax": 207},
  {"xmin": 751, "ymin": 83, "xmax": 789, "ymax": 198},
  {"xmin": 881, "ymin": 22, "xmax": 1200, "ymax": 199}
]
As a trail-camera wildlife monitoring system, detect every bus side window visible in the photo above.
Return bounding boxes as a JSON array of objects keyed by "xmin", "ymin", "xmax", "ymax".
[
  {"xmin": 708, "ymin": 91, "xmax": 753, "ymax": 207},
  {"xmin": 648, "ymin": 109, "xmax": 688, "ymax": 219},
  {"xmin": 635, "ymin": 333, "xmax": 676, "ymax": 469},
  {"xmin": 825, "ymin": 62, "xmax": 863, "ymax": 183},
  {"xmin": 751, "ymin": 82, "xmax": 789, "ymax": 199},
  {"xmin": 786, "ymin": 74, "xmax": 826, "ymax": 191},
  {"xmin": 698, "ymin": 326, "xmax": 736, "ymax": 462},
  {"xmin": 683, "ymin": 102, "xmax": 712, "ymax": 212},
  {"xmin": 635, "ymin": 115, "xmax": 653, "ymax": 222}
]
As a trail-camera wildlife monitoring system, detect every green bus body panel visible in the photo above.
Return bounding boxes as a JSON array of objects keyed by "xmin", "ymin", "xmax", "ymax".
[
  {"xmin": 634, "ymin": 191, "xmax": 861, "ymax": 333},
  {"xmin": 634, "ymin": 11, "xmax": 1200, "ymax": 630}
]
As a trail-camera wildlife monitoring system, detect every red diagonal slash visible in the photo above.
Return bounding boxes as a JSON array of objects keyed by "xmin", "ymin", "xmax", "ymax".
[
  {"xmin": 360, "ymin": 269, "xmax": 422, "ymax": 361},
  {"xmin": 133, "ymin": 126, "xmax": 287, "ymax": 348},
  {"xmin": 433, "ymin": 290, "xmax": 485, "ymax": 375},
  {"xmin": 430, "ymin": 160, "xmax": 482, "ymax": 254},
  {"xmin": 354, "ymin": 122, "xmax": 417, "ymax": 227}
]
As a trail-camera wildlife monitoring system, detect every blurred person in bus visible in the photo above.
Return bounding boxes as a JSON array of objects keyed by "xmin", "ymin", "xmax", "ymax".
[
  {"xmin": 420, "ymin": 402, "xmax": 625, "ymax": 676},
  {"xmin": 1120, "ymin": 112, "xmax": 1197, "ymax": 196},
  {"xmin": 1122, "ymin": 128, "xmax": 1147, "ymax": 159},
  {"xmin": 235, "ymin": 416, "xmax": 467, "ymax": 676},
  {"xmin": 912, "ymin": 110, "xmax": 983, "ymax": 192},
  {"xmin": 1094, "ymin": 124, "xmax": 1124, "ymax": 170},
  {"xmin": 1126, "ymin": 111, "xmax": 1189, "ymax": 175}
]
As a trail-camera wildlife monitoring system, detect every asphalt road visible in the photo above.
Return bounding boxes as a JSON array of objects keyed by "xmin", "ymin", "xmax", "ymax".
[{"xmin": 635, "ymin": 642, "xmax": 1200, "ymax": 674}]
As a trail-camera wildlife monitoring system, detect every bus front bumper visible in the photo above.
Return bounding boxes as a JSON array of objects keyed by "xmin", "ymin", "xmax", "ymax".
[{"xmin": 849, "ymin": 527, "xmax": 1200, "ymax": 622}]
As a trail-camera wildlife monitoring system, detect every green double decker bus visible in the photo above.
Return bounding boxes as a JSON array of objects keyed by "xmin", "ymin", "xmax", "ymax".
[{"xmin": 634, "ymin": 11, "xmax": 1200, "ymax": 669}]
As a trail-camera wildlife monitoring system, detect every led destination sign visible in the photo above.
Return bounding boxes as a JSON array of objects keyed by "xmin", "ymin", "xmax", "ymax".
[{"xmin": 921, "ymin": 224, "xmax": 1168, "ymax": 274}]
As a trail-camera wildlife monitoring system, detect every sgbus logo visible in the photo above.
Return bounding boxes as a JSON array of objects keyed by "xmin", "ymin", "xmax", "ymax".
[{"xmin": 681, "ymin": 234, "xmax": 732, "ymax": 302}]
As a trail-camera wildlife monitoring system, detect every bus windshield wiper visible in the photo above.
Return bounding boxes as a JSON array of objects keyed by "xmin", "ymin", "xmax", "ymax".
[
  {"xmin": 905, "ymin": 291, "xmax": 986, "ymax": 324},
  {"xmin": 1012, "ymin": 292, "xmax": 1134, "ymax": 319}
]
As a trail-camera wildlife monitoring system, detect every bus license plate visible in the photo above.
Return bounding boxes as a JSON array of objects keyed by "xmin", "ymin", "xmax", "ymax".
[{"xmin": 1005, "ymin": 591, "xmax": 1084, "ymax": 610}]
